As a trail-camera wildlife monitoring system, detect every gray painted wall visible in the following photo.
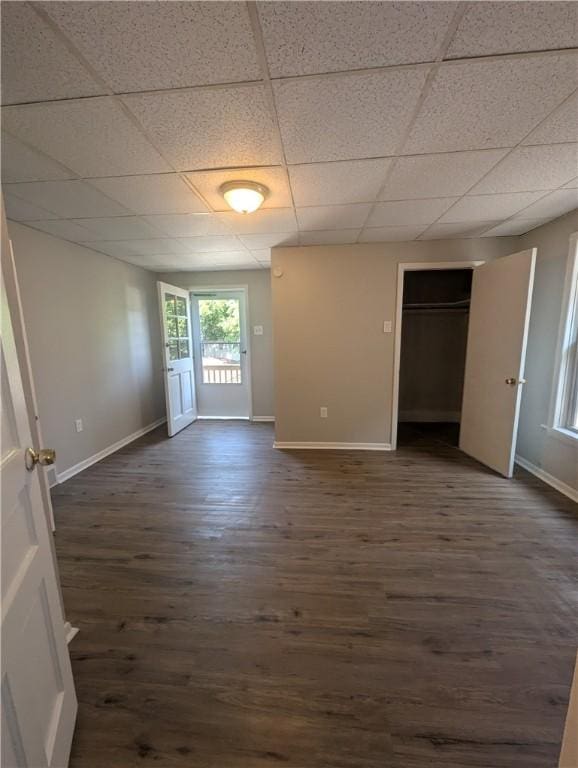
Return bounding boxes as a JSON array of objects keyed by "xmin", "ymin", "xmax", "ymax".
[
  {"xmin": 157, "ymin": 269, "xmax": 274, "ymax": 419},
  {"xmin": 517, "ymin": 209, "xmax": 578, "ymax": 491},
  {"xmin": 8, "ymin": 222, "xmax": 165, "ymax": 477}
]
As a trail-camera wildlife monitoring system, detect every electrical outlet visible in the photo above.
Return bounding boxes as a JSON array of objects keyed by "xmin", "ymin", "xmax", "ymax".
[
  {"xmin": 320, "ymin": 407, "xmax": 328, "ymax": 418},
  {"xmin": 75, "ymin": 419, "xmax": 83, "ymax": 433},
  {"xmin": 383, "ymin": 320, "xmax": 392, "ymax": 333}
]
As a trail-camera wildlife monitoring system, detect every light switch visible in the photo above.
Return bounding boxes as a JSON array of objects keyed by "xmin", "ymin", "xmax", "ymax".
[
  {"xmin": 253, "ymin": 325, "xmax": 263, "ymax": 336},
  {"xmin": 383, "ymin": 320, "xmax": 392, "ymax": 333}
]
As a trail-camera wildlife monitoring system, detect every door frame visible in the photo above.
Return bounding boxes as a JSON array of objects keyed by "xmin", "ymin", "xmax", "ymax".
[
  {"xmin": 189, "ymin": 284, "xmax": 253, "ymax": 420},
  {"xmin": 391, "ymin": 260, "xmax": 484, "ymax": 450}
]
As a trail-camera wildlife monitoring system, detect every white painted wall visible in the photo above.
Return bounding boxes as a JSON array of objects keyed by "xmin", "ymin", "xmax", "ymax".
[{"xmin": 8, "ymin": 222, "xmax": 165, "ymax": 478}]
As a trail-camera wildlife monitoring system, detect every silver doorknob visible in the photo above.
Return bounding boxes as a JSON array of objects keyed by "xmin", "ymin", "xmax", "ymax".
[
  {"xmin": 505, "ymin": 377, "xmax": 527, "ymax": 386},
  {"xmin": 25, "ymin": 447, "xmax": 56, "ymax": 471}
]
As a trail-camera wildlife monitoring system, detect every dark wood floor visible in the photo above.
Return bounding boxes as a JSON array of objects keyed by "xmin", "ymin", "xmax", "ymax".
[{"xmin": 52, "ymin": 421, "xmax": 578, "ymax": 768}]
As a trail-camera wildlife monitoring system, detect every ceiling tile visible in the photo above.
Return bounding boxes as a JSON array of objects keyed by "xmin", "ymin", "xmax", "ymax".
[
  {"xmin": 142, "ymin": 214, "xmax": 232, "ymax": 238},
  {"xmin": 511, "ymin": 188, "xmax": 578, "ymax": 220},
  {"xmin": 289, "ymin": 158, "xmax": 392, "ymax": 207},
  {"xmin": 480, "ymin": 219, "xmax": 551, "ymax": 237},
  {"xmin": 404, "ymin": 53, "xmax": 578, "ymax": 155},
  {"xmin": 419, "ymin": 221, "xmax": 502, "ymax": 240},
  {"xmin": 85, "ymin": 239, "xmax": 187, "ymax": 258},
  {"xmin": 1, "ymin": 132, "xmax": 76, "ymax": 183},
  {"xmin": 299, "ymin": 230, "xmax": 360, "ymax": 246},
  {"xmin": 2, "ymin": 97, "xmax": 171, "ymax": 177},
  {"xmin": 379, "ymin": 149, "xmax": 507, "ymax": 200},
  {"xmin": 74, "ymin": 217, "xmax": 161, "ymax": 241},
  {"xmin": 359, "ymin": 225, "xmax": 427, "ymax": 242},
  {"xmin": 41, "ymin": 2, "xmax": 260, "ymax": 92},
  {"xmin": 438, "ymin": 192, "xmax": 546, "ymax": 223},
  {"xmin": 447, "ymin": 2, "xmax": 578, "ymax": 59},
  {"xmin": 25, "ymin": 219, "xmax": 95, "ymax": 242},
  {"xmin": 0, "ymin": 2, "xmax": 105, "ymax": 105},
  {"xmin": 5, "ymin": 180, "xmax": 130, "ymax": 219},
  {"xmin": 258, "ymin": 1, "xmax": 455, "ymax": 77},
  {"xmin": 250, "ymin": 249, "xmax": 271, "ymax": 263},
  {"xmin": 211, "ymin": 252, "xmax": 260, "ymax": 267},
  {"xmin": 564, "ymin": 178, "xmax": 578, "ymax": 189},
  {"xmin": 123, "ymin": 86, "xmax": 281, "ymax": 171},
  {"xmin": 238, "ymin": 233, "xmax": 298, "ymax": 249},
  {"xmin": 296, "ymin": 204, "xmax": 371, "ymax": 231},
  {"xmin": 177, "ymin": 236, "xmax": 243, "ymax": 253},
  {"xmin": 4, "ymin": 194, "xmax": 58, "ymax": 221},
  {"xmin": 274, "ymin": 67, "xmax": 429, "ymax": 164},
  {"xmin": 217, "ymin": 208, "xmax": 297, "ymax": 235},
  {"xmin": 88, "ymin": 175, "xmax": 208, "ymax": 215},
  {"xmin": 186, "ymin": 167, "xmax": 291, "ymax": 211},
  {"xmin": 471, "ymin": 143, "xmax": 578, "ymax": 194},
  {"xmin": 366, "ymin": 198, "xmax": 457, "ymax": 227},
  {"xmin": 522, "ymin": 92, "xmax": 578, "ymax": 146}
]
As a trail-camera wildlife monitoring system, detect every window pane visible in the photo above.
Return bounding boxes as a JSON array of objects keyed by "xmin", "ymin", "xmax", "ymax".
[
  {"xmin": 176, "ymin": 297, "xmax": 187, "ymax": 316},
  {"xmin": 169, "ymin": 340, "xmax": 178, "ymax": 361},
  {"xmin": 177, "ymin": 316, "xmax": 189, "ymax": 338},
  {"xmin": 179, "ymin": 339, "xmax": 190, "ymax": 358},
  {"xmin": 198, "ymin": 298, "xmax": 242, "ymax": 384},
  {"xmin": 165, "ymin": 294, "xmax": 176, "ymax": 316},
  {"xmin": 166, "ymin": 317, "xmax": 177, "ymax": 337}
]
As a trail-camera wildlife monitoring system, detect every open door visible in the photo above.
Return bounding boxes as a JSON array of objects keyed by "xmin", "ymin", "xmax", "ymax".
[
  {"xmin": 460, "ymin": 248, "xmax": 536, "ymax": 477},
  {"xmin": 157, "ymin": 282, "xmax": 197, "ymax": 437},
  {"xmin": 1, "ymin": 204, "xmax": 77, "ymax": 766}
]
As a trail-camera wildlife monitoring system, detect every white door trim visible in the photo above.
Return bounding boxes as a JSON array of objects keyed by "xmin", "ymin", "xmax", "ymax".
[
  {"xmin": 189, "ymin": 285, "xmax": 253, "ymax": 420},
  {"xmin": 391, "ymin": 260, "xmax": 484, "ymax": 450}
]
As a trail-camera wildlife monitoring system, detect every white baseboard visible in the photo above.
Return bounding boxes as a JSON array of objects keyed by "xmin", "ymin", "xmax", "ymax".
[
  {"xmin": 55, "ymin": 417, "xmax": 166, "ymax": 484},
  {"xmin": 274, "ymin": 441, "xmax": 391, "ymax": 451},
  {"xmin": 399, "ymin": 410, "xmax": 461, "ymax": 423},
  {"xmin": 515, "ymin": 454, "xmax": 578, "ymax": 503},
  {"xmin": 252, "ymin": 416, "xmax": 275, "ymax": 422}
]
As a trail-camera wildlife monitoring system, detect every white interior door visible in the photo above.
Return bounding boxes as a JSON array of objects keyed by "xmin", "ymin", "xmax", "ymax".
[
  {"xmin": 157, "ymin": 282, "xmax": 196, "ymax": 437},
  {"xmin": 1, "ymin": 267, "xmax": 77, "ymax": 764},
  {"xmin": 191, "ymin": 290, "xmax": 251, "ymax": 419},
  {"xmin": 460, "ymin": 248, "xmax": 536, "ymax": 477}
]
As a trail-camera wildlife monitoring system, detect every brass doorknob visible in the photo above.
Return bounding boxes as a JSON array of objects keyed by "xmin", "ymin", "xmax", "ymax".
[
  {"xmin": 505, "ymin": 377, "xmax": 527, "ymax": 386},
  {"xmin": 25, "ymin": 447, "xmax": 56, "ymax": 471}
]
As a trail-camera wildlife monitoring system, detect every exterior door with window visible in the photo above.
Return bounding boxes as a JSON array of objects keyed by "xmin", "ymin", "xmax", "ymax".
[
  {"xmin": 157, "ymin": 282, "xmax": 196, "ymax": 437},
  {"xmin": 191, "ymin": 290, "xmax": 250, "ymax": 418}
]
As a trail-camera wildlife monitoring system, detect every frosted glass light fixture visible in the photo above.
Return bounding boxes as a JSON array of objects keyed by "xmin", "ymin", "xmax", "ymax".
[{"xmin": 220, "ymin": 181, "xmax": 268, "ymax": 214}]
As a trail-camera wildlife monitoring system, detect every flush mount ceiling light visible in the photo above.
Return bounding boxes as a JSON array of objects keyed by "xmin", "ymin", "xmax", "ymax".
[{"xmin": 220, "ymin": 181, "xmax": 269, "ymax": 214}]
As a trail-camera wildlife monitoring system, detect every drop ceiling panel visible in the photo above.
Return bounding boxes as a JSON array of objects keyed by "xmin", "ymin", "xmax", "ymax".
[
  {"xmin": 1, "ymin": 132, "xmax": 76, "ymax": 183},
  {"xmin": 238, "ymin": 233, "xmax": 298, "ymax": 249},
  {"xmin": 379, "ymin": 149, "xmax": 508, "ymax": 201},
  {"xmin": 26, "ymin": 219, "xmax": 96, "ymax": 242},
  {"xmin": 210, "ymin": 252, "xmax": 260, "ymax": 267},
  {"xmin": 404, "ymin": 53, "xmax": 578, "ymax": 154},
  {"xmin": 480, "ymin": 218, "xmax": 551, "ymax": 237},
  {"xmin": 88, "ymin": 175, "xmax": 208, "ymax": 215},
  {"xmin": 41, "ymin": 1, "xmax": 261, "ymax": 92},
  {"xmin": 217, "ymin": 208, "xmax": 297, "ymax": 235},
  {"xmin": 296, "ymin": 204, "xmax": 371, "ymax": 231},
  {"xmin": 273, "ymin": 67, "xmax": 429, "ymax": 164},
  {"xmin": 2, "ymin": 97, "xmax": 171, "ymax": 177},
  {"xmin": 176, "ymin": 236, "xmax": 243, "ymax": 253},
  {"xmin": 5, "ymin": 180, "xmax": 130, "ymax": 219},
  {"xmin": 4, "ymin": 194, "xmax": 58, "ymax": 221},
  {"xmin": 186, "ymin": 167, "xmax": 291, "ymax": 211},
  {"xmin": 438, "ymin": 192, "xmax": 546, "ymax": 223},
  {"xmin": 250, "ymin": 249, "xmax": 271, "ymax": 263},
  {"xmin": 86, "ymin": 239, "xmax": 187, "ymax": 258},
  {"xmin": 299, "ymin": 230, "xmax": 360, "ymax": 246},
  {"xmin": 0, "ymin": 2, "xmax": 105, "ymax": 105},
  {"xmin": 359, "ymin": 225, "xmax": 426, "ymax": 242},
  {"xmin": 471, "ymin": 143, "xmax": 578, "ymax": 194},
  {"xmin": 74, "ymin": 217, "xmax": 161, "ymax": 241},
  {"xmin": 289, "ymin": 158, "xmax": 392, "ymax": 207},
  {"xmin": 447, "ymin": 2, "xmax": 578, "ymax": 60},
  {"xmin": 142, "ymin": 214, "xmax": 232, "ymax": 238},
  {"xmin": 419, "ymin": 221, "xmax": 502, "ymax": 240},
  {"xmin": 123, "ymin": 85, "xmax": 282, "ymax": 171},
  {"xmin": 511, "ymin": 188, "xmax": 578, "ymax": 220},
  {"xmin": 522, "ymin": 92, "xmax": 578, "ymax": 146},
  {"xmin": 258, "ymin": 1, "xmax": 455, "ymax": 77},
  {"xmin": 366, "ymin": 198, "xmax": 457, "ymax": 227}
]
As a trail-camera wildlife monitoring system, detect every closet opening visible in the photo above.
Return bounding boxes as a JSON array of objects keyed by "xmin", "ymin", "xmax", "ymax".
[{"xmin": 393, "ymin": 264, "xmax": 477, "ymax": 450}]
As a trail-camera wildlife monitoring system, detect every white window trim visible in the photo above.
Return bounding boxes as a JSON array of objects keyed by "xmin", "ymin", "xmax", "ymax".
[{"xmin": 549, "ymin": 231, "xmax": 578, "ymax": 444}]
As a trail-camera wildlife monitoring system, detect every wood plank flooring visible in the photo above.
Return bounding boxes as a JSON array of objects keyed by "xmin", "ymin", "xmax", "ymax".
[{"xmin": 51, "ymin": 421, "xmax": 578, "ymax": 768}]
